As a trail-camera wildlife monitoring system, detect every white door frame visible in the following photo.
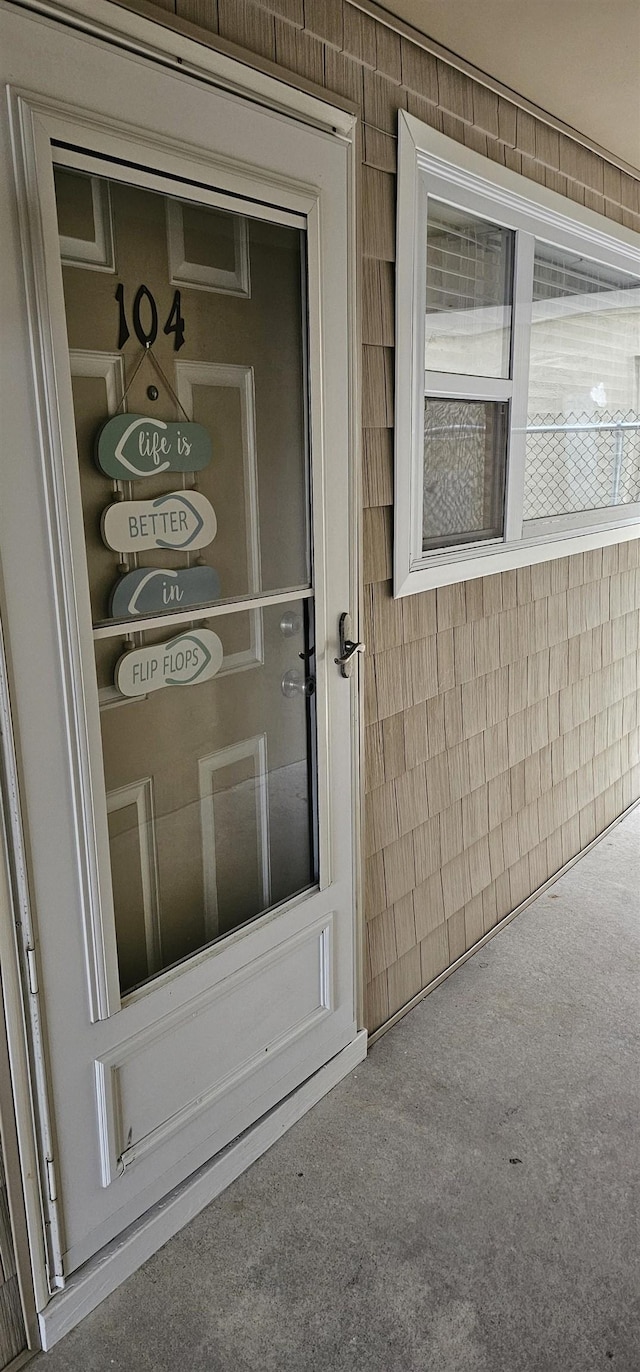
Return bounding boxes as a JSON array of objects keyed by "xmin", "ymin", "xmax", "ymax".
[
  {"xmin": 0, "ymin": 616, "xmax": 47, "ymax": 1350},
  {"xmin": 0, "ymin": 0, "xmax": 364, "ymax": 1348}
]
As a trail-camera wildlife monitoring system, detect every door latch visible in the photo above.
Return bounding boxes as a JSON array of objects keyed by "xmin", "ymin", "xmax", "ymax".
[{"xmin": 335, "ymin": 612, "xmax": 365, "ymax": 678}]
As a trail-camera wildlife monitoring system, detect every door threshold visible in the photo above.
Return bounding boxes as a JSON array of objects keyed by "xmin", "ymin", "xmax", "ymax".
[{"xmin": 38, "ymin": 1030, "xmax": 367, "ymax": 1350}]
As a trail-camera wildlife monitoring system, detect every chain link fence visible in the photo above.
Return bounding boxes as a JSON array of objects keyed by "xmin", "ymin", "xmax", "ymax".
[{"xmin": 523, "ymin": 410, "xmax": 640, "ymax": 520}]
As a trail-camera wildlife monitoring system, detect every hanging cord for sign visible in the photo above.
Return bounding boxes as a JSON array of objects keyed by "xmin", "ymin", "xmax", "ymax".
[
  {"xmin": 147, "ymin": 347, "xmax": 192, "ymax": 422},
  {"xmin": 116, "ymin": 343, "xmax": 192, "ymax": 422},
  {"xmin": 115, "ymin": 345, "xmax": 147, "ymax": 412}
]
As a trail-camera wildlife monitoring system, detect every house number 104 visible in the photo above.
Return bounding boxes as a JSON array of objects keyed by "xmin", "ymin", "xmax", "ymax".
[{"xmin": 115, "ymin": 283, "xmax": 186, "ymax": 351}]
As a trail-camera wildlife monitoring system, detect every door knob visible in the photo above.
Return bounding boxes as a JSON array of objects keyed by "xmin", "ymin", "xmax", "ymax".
[
  {"xmin": 279, "ymin": 610, "xmax": 302, "ymax": 638},
  {"xmin": 281, "ymin": 668, "xmax": 316, "ymax": 698},
  {"xmin": 335, "ymin": 612, "xmax": 365, "ymax": 678}
]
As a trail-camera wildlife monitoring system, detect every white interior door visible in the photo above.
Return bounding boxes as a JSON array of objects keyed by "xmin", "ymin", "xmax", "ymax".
[{"xmin": 0, "ymin": 4, "xmax": 357, "ymax": 1278}]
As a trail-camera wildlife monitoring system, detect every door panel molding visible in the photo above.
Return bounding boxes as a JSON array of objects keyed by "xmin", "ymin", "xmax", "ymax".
[
  {"xmin": 175, "ymin": 361, "xmax": 264, "ymax": 678},
  {"xmin": 106, "ymin": 778, "xmax": 162, "ymax": 978},
  {"xmin": 59, "ymin": 174, "xmax": 114, "ymax": 272},
  {"xmin": 167, "ymin": 201, "xmax": 250, "ymax": 298},
  {"xmin": 95, "ymin": 915, "xmax": 333, "ymax": 1186},
  {"xmin": 68, "ymin": 349, "xmax": 124, "ymax": 414},
  {"xmin": 198, "ymin": 734, "xmax": 271, "ymax": 940}
]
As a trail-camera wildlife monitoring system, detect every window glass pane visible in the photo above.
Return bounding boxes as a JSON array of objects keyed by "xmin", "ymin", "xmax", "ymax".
[
  {"xmin": 425, "ymin": 199, "xmax": 514, "ymax": 379},
  {"xmin": 423, "ymin": 398, "xmax": 507, "ymax": 551},
  {"xmin": 524, "ymin": 243, "xmax": 640, "ymax": 519}
]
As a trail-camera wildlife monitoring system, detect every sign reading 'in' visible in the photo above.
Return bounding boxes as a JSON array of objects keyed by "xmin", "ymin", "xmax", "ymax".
[
  {"xmin": 101, "ymin": 491, "xmax": 217, "ymax": 553},
  {"xmin": 110, "ymin": 565, "xmax": 221, "ymax": 619},
  {"xmin": 116, "ymin": 628, "xmax": 224, "ymax": 696},
  {"xmin": 96, "ymin": 415, "xmax": 212, "ymax": 480}
]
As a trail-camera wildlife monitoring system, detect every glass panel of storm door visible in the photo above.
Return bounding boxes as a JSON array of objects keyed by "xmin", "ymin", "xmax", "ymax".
[{"xmin": 54, "ymin": 165, "xmax": 316, "ymax": 995}]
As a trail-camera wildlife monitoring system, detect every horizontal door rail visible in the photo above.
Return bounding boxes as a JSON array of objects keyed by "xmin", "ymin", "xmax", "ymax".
[{"xmin": 92, "ymin": 586, "xmax": 313, "ymax": 639}]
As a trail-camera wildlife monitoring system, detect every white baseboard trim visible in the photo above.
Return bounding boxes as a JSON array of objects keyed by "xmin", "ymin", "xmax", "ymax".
[{"xmin": 38, "ymin": 1030, "xmax": 367, "ymax": 1350}]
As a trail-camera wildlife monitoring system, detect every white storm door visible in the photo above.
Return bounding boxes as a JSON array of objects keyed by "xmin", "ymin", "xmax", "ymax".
[{"xmin": 0, "ymin": 4, "xmax": 357, "ymax": 1278}]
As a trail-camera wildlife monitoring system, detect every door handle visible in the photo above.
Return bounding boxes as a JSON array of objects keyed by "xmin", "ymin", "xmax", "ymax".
[{"xmin": 335, "ymin": 612, "xmax": 365, "ymax": 678}]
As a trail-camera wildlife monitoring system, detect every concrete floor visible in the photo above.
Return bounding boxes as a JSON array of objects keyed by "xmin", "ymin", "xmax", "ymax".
[{"xmin": 33, "ymin": 807, "xmax": 640, "ymax": 1372}]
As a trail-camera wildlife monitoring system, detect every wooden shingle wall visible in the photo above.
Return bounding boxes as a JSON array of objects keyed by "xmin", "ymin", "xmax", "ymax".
[{"xmin": 138, "ymin": 0, "xmax": 640, "ymax": 1032}]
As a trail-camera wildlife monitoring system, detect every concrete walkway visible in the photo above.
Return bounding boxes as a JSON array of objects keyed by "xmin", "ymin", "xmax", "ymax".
[{"xmin": 33, "ymin": 807, "xmax": 640, "ymax": 1372}]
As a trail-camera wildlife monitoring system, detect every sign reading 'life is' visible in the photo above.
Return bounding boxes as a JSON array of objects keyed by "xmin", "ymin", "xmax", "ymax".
[
  {"xmin": 116, "ymin": 628, "xmax": 224, "ymax": 697},
  {"xmin": 96, "ymin": 415, "xmax": 212, "ymax": 480}
]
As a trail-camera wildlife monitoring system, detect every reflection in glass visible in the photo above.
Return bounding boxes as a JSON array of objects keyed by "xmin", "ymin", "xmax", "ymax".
[
  {"xmin": 54, "ymin": 163, "xmax": 317, "ymax": 996},
  {"xmin": 56, "ymin": 168, "xmax": 310, "ymax": 627},
  {"xmin": 425, "ymin": 199, "xmax": 514, "ymax": 379},
  {"xmin": 524, "ymin": 243, "xmax": 640, "ymax": 519},
  {"xmin": 101, "ymin": 601, "xmax": 317, "ymax": 995},
  {"xmin": 423, "ymin": 398, "xmax": 507, "ymax": 550}
]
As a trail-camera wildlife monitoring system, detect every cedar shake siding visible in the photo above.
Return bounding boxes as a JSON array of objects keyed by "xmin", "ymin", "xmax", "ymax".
[{"xmin": 133, "ymin": 0, "xmax": 640, "ymax": 1032}]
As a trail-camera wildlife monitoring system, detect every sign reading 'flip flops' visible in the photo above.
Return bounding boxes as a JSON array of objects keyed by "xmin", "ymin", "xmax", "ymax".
[
  {"xmin": 116, "ymin": 629, "xmax": 224, "ymax": 697},
  {"xmin": 96, "ymin": 415, "xmax": 212, "ymax": 479}
]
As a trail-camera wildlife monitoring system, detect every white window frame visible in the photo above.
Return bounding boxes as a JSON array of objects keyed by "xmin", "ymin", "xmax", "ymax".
[{"xmin": 395, "ymin": 110, "xmax": 640, "ymax": 595}]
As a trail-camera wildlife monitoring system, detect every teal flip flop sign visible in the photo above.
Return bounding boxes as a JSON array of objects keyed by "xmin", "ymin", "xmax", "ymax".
[
  {"xmin": 96, "ymin": 415, "xmax": 212, "ymax": 480},
  {"xmin": 110, "ymin": 565, "xmax": 221, "ymax": 619}
]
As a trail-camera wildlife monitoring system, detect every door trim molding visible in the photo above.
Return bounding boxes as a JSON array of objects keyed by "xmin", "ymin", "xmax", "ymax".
[
  {"xmin": 0, "ymin": 815, "xmax": 41, "ymax": 1354},
  {"xmin": 0, "ymin": 616, "xmax": 60, "ymax": 1324},
  {"xmin": 4, "ymin": 0, "xmax": 357, "ymax": 138},
  {"xmin": 38, "ymin": 1029, "xmax": 367, "ymax": 1350}
]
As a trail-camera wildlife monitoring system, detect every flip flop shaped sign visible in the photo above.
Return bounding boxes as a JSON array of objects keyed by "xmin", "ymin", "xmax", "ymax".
[
  {"xmin": 110, "ymin": 565, "xmax": 221, "ymax": 619},
  {"xmin": 116, "ymin": 629, "xmax": 224, "ymax": 696},
  {"xmin": 96, "ymin": 415, "xmax": 212, "ymax": 480},
  {"xmin": 102, "ymin": 491, "xmax": 217, "ymax": 553}
]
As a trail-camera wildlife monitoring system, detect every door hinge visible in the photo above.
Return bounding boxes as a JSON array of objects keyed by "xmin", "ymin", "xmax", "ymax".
[
  {"xmin": 26, "ymin": 945, "xmax": 39, "ymax": 995},
  {"xmin": 45, "ymin": 1156, "xmax": 58, "ymax": 1204}
]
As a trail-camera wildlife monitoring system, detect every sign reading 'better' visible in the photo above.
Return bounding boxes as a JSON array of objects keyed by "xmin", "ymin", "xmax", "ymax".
[{"xmin": 101, "ymin": 491, "xmax": 217, "ymax": 553}]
